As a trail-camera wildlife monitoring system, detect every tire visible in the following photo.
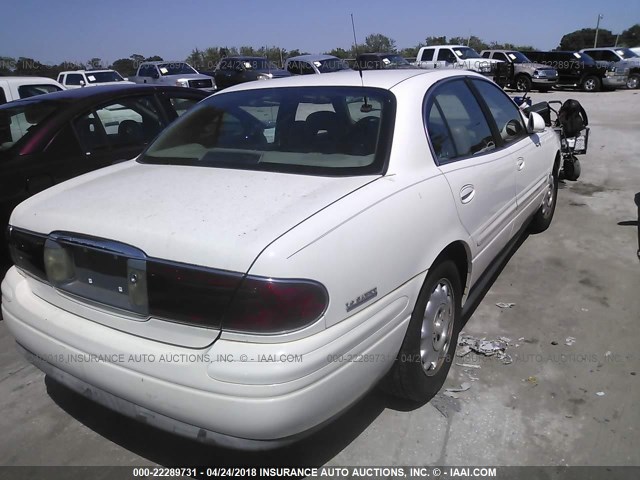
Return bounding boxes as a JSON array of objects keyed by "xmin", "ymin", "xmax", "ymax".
[
  {"xmin": 382, "ymin": 260, "xmax": 462, "ymax": 402},
  {"xmin": 627, "ymin": 73, "xmax": 640, "ymax": 90},
  {"xmin": 515, "ymin": 74, "xmax": 532, "ymax": 92},
  {"xmin": 562, "ymin": 157, "xmax": 581, "ymax": 181},
  {"xmin": 530, "ymin": 167, "xmax": 559, "ymax": 233},
  {"xmin": 582, "ymin": 75, "xmax": 601, "ymax": 92}
]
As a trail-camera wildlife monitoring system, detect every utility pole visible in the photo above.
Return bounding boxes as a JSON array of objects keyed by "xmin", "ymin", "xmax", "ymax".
[
  {"xmin": 594, "ymin": 14, "xmax": 603, "ymax": 48},
  {"xmin": 615, "ymin": 34, "xmax": 619, "ymax": 47}
]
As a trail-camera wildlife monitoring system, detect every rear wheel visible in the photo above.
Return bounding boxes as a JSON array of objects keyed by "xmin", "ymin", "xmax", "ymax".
[
  {"xmin": 382, "ymin": 260, "xmax": 462, "ymax": 402},
  {"xmin": 582, "ymin": 75, "xmax": 601, "ymax": 92},
  {"xmin": 530, "ymin": 167, "xmax": 558, "ymax": 233}
]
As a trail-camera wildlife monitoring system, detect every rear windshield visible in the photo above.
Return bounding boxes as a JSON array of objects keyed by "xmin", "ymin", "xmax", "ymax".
[
  {"xmin": 86, "ymin": 71, "xmax": 125, "ymax": 83},
  {"xmin": 0, "ymin": 100, "xmax": 61, "ymax": 152},
  {"xmin": 139, "ymin": 86, "xmax": 396, "ymax": 176},
  {"xmin": 157, "ymin": 63, "xmax": 197, "ymax": 75}
]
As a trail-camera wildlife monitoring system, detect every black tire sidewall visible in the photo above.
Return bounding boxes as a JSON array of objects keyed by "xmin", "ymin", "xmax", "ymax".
[{"xmin": 395, "ymin": 260, "xmax": 463, "ymax": 401}]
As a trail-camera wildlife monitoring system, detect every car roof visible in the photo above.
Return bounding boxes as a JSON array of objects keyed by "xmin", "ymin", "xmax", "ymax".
[
  {"xmin": 286, "ymin": 54, "xmax": 339, "ymax": 62},
  {"xmin": 0, "ymin": 84, "xmax": 205, "ymax": 108},
  {"xmin": 60, "ymin": 69, "xmax": 117, "ymax": 74},
  {"xmin": 218, "ymin": 69, "xmax": 479, "ymax": 93},
  {"xmin": 0, "ymin": 76, "xmax": 61, "ymax": 83}
]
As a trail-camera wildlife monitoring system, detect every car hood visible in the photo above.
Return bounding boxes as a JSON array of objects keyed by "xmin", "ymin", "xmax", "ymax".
[{"xmin": 10, "ymin": 161, "xmax": 376, "ymax": 272}]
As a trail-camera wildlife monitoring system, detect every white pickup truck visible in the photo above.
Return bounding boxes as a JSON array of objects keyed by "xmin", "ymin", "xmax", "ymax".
[
  {"xmin": 412, "ymin": 45, "xmax": 502, "ymax": 76},
  {"xmin": 57, "ymin": 69, "xmax": 134, "ymax": 89},
  {"xmin": 0, "ymin": 76, "xmax": 64, "ymax": 105}
]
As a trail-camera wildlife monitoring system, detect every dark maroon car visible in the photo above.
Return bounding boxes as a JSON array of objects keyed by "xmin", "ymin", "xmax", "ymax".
[{"xmin": 0, "ymin": 84, "xmax": 208, "ymax": 264}]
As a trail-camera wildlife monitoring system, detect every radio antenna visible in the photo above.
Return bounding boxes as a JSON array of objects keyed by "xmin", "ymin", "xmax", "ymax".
[{"xmin": 351, "ymin": 13, "xmax": 372, "ymax": 113}]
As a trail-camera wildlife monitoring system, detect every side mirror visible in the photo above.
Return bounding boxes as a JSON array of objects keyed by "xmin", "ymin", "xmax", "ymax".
[
  {"xmin": 79, "ymin": 80, "xmax": 86, "ymax": 87},
  {"xmin": 527, "ymin": 111, "xmax": 545, "ymax": 134}
]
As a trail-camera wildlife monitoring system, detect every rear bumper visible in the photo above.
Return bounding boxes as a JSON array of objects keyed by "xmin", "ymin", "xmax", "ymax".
[{"xmin": 2, "ymin": 267, "xmax": 412, "ymax": 447}]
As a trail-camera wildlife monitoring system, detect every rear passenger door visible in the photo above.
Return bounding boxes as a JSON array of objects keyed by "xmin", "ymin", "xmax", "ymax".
[{"xmin": 425, "ymin": 78, "xmax": 517, "ymax": 275}]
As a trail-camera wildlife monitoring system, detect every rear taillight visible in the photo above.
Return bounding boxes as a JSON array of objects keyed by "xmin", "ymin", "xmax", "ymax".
[
  {"xmin": 146, "ymin": 261, "xmax": 243, "ymax": 328},
  {"xmin": 7, "ymin": 226, "xmax": 47, "ymax": 281},
  {"xmin": 223, "ymin": 276, "xmax": 328, "ymax": 334},
  {"xmin": 7, "ymin": 227, "xmax": 329, "ymax": 334}
]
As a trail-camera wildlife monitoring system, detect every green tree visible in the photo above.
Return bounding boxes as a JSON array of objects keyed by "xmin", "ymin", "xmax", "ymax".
[
  {"xmin": 325, "ymin": 47, "xmax": 353, "ymax": 59},
  {"xmin": 558, "ymin": 28, "xmax": 615, "ymax": 50},
  {"xmin": 145, "ymin": 55, "xmax": 164, "ymax": 62},
  {"xmin": 0, "ymin": 56, "xmax": 16, "ymax": 75},
  {"xmin": 110, "ymin": 58, "xmax": 137, "ymax": 77},
  {"xmin": 363, "ymin": 33, "xmax": 396, "ymax": 53},
  {"xmin": 425, "ymin": 36, "xmax": 448, "ymax": 46},
  {"xmin": 86, "ymin": 57, "xmax": 102, "ymax": 69},
  {"xmin": 399, "ymin": 44, "xmax": 425, "ymax": 60},
  {"xmin": 619, "ymin": 24, "xmax": 640, "ymax": 47}
]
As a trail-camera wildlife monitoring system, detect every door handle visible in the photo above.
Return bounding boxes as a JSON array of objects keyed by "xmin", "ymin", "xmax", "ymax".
[
  {"xmin": 460, "ymin": 184, "xmax": 475, "ymax": 204},
  {"xmin": 517, "ymin": 157, "xmax": 525, "ymax": 170}
]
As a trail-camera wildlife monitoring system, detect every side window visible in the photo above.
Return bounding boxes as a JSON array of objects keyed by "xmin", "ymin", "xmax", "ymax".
[
  {"xmin": 45, "ymin": 124, "xmax": 83, "ymax": 156},
  {"xmin": 57, "ymin": 74, "xmax": 64, "ymax": 83},
  {"xmin": 73, "ymin": 96, "xmax": 164, "ymax": 152},
  {"xmin": 426, "ymin": 79, "xmax": 495, "ymax": 161},
  {"xmin": 437, "ymin": 49, "xmax": 456, "ymax": 63},
  {"xmin": 601, "ymin": 51, "xmax": 618, "ymax": 61},
  {"xmin": 420, "ymin": 49, "xmax": 434, "ymax": 62},
  {"xmin": 168, "ymin": 96, "xmax": 200, "ymax": 117},
  {"xmin": 426, "ymin": 102, "xmax": 456, "ymax": 161},
  {"xmin": 300, "ymin": 62, "xmax": 315, "ymax": 75},
  {"xmin": 73, "ymin": 111, "xmax": 109, "ymax": 153},
  {"xmin": 286, "ymin": 61, "xmax": 301, "ymax": 75},
  {"xmin": 0, "ymin": 87, "xmax": 7, "ymax": 105},
  {"xmin": 481, "ymin": 51, "xmax": 491, "ymax": 59},
  {"xmin": 18, "ymin": 84, "xmax": 62, "ymax": 99},
  {"xmin": 65, "ymin": 74, "xmax": 84, "ymax": 86},
  {"xmin": 472, "ymin": 80, "xmax": 526, "ymax": 145},
  {"xmin": 493, "ymin": 52, "xmax": 509, "ymax": 62}
]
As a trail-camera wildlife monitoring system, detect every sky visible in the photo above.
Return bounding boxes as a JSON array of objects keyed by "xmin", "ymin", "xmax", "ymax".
[{"xmin": 1, "ymin": 0, "xmax": 639, "ymax": 65}]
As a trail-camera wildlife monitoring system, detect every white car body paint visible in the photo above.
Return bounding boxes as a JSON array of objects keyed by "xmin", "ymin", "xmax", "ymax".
[{"xmin": 2, "ymin": 69, "xmax": 559, "ymax": 446}]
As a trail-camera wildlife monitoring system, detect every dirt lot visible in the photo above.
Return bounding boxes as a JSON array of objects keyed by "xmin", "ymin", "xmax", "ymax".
[{"xmin": 0, "ymin": 87, "xmax": 638, "ymax": 468}]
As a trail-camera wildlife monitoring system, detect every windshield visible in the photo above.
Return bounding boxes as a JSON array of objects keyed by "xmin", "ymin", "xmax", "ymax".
[
  {"xmin": 157, "ymin": 63, "xmax": 197, "ymax": 75},
  {"xmin": 139, "ymin": 86, "xmax": 395, "ymax": 176},
  {"xmin": 0, "ymin": 101, "xmax": 61, "ymax": 152},
  {"xmin": 453, "ymin": 48, "xmax": 482, "ymax": 59},
  {"xmin": 615, "ymin": 48, "xmax": 639, "ymax": 59},
  {"xmin": 380, "ymin": 55, "xmax": 411, "ymax": 67},
  {"xmin": 574, "ymin": 52, "xmax": 596, "ymax": 65},
  {"xmin": 86, "ymin": 71, "xmax": 125, "ymax": 83},
  {"xmin": 506, "ymin": 51, "xmax": 531, "ymax": 63},
  {"xmin": 243, "ymin": 59, "xmax": 274, "ymax": 70},
  {"xmin": 317, "ymin": 58, "xmax": 350, "ymax": 73}
]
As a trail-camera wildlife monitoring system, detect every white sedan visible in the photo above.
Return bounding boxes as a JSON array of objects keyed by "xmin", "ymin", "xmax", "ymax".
[{"xmin": 2, "ymin": 69, "xmax": 559, "ymax": 449}]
